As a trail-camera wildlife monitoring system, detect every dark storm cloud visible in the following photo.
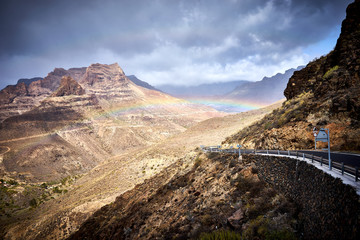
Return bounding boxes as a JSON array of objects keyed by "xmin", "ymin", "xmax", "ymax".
[{"xmin": 0, "ymin": 0, "xmax": 353, "ymax": 88}]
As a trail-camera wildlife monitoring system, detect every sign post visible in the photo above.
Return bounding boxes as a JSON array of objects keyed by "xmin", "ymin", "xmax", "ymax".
[
  {"xmin": 237, "ymin": 144, "xmax": 242, "ymax": 159},
  {"xmin": 314, "ymin": 128, "xmax": 331, "ymax": 170}
]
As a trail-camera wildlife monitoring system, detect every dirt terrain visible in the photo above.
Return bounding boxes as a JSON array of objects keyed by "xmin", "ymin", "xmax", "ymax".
[{"xmin": 0, "ymin": 101, "xmax": 281, "ymax": 239}]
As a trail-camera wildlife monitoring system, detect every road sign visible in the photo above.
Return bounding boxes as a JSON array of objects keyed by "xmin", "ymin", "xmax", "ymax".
[
  {"xmin": 315, "ymin": 129, "xmax": 328, "ymax": 142},
  {"xmin": 313, "ymin": 128, "xmax": 331, "ymax": 170}
]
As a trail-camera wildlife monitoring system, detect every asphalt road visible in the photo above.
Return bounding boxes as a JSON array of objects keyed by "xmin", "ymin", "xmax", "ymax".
[
  {"xmin": 298, "ymin": 150, "xmax": 360, "ymax": 168},
  {"xmin": 220, "ymin": 148, "xmax": 360, "ymax": 168}
]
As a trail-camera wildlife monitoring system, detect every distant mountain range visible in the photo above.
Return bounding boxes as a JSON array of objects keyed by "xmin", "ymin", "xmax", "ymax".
[
  {"xmin": 6, "ymin": 66, "xmax": 303, "ymax": 114},
  {"xmin": 156, "ymin": 80, "xmax": 250, "ymax": 97},
  {"xmin": 126, "ymin": 75, "xmax": 161, "ymax": 92},
  {"xmin": 154, "ymin": 67, "xmax": 303, "ymax": 112},
  {"xmin": 224, "ymin": 66, "xmax": 304, "ymax": 105}
]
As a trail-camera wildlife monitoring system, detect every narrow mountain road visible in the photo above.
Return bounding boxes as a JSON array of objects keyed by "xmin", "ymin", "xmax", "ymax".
[
  {"xmin": 0, "ymin": 146, "xmax": 10, "ymax": 155},
  {"xmin": 239, "ymin": 149, "xmax": 360, "ymax": 168},
  {"xmin": 0, "ymin": 133, "xmax": 50, "ymax": 144},
  {"xmin": 298, "ymin": 150, "xmax": 360, "ymax": 168},
  {"xmin": 0, "ymin": 126, "xmax": 90, "ymax": 144}
]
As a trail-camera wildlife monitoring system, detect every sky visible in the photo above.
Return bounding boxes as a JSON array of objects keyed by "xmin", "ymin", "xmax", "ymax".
[{"xmin": 0, "ymin": 0, "xmax": 352, "ymax": 90}]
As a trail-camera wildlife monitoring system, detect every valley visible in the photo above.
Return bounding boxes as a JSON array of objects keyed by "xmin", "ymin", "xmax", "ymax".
[{"xmin": 1, "ymin": 0, "xmax": 360, "ymax": 239}]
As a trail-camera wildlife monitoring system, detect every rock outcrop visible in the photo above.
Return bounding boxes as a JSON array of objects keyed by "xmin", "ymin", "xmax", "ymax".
[
  {"xmin": 51, "ymin": 76, "xmax": 85, "ymax": 97},
  {"xmin": 37, "ymin": 67, "xmax": 87, "ymax": 92},
  {"xmin": 225, "ymin": 0, "xmax": 360, "ymax": 151}
]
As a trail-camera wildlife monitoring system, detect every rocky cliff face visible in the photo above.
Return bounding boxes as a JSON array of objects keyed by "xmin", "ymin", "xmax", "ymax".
[
  {"xmin": 51, "ymin": 76, "xmax": 85, "ymax": 97},
  {"xmin": 0, "ymin": 67, "xmax": 87, "ymax": 122},
  {"xmin": 225, "ymin": 0, "xmax": 360, "ymax": 151},
  {"xmin": 37, "ymin": 67, "xmax": 87, "ymax": 92}
]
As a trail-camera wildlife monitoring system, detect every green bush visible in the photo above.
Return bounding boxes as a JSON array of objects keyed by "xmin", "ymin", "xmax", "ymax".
[
  {"xmin": 323, "ymin": 65, "xmax": 339, "ymax": 79},
  {"xmin": 194, "ymin": 156, "xmax": 202, "ymax": 168},
  {"xmin": 29, "ymin": 198, "xmax": 37, "ymax": 207}
]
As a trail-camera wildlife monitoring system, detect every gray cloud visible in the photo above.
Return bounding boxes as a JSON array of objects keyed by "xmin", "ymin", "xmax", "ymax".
[{"xmin": 0, "ymin": 0, "xmax": 353, "ymax": 89}]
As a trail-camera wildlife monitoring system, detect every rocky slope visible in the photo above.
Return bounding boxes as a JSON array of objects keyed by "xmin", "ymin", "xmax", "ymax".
[
  {"xmin": 67, "ymin": 152, "xmax": 360, "ymax": 240},
  {"xmin": 225, "ymin": 0, "xmax": 360, "ymax": 151},
  {"xmin": 0, "ymin": 101, "xmax": 280, "ymax": 240},
  {"xmin": 51, "ymin": 76, "xmax": 85, "ymax": 97},
  {"xmin": 68, "ymin": 152, "xmax": 298, "ymax": 240},
  {"xmin": 17, "ymin": 77, "xmax": 43, "ymax": 86}
]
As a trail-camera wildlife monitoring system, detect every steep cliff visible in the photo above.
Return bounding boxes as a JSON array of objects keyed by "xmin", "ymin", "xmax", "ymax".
[{"xmin": 225, "ymin": 0, "xmax": 360, "ymax": 151}]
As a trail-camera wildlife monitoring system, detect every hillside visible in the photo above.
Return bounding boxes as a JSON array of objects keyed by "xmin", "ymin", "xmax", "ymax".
[
  {"xmin": 0, "ymin": 101, "xmax": 281, "ymax": 239},
  {"xmin": 225, "ymin": 0, "xmax": 360, "ymax": 151}
]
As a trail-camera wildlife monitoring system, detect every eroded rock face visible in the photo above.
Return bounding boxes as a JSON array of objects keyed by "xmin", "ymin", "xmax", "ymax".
[
  {"xmin": 39, "ymin": 67, "xmax": 87, "ymax": 92},
  {"xmin": 80, "ymin": 63, "xmax": 128, "ymax": 89},
  {"xmin": 284, "ymin": 0, "xmax": 360, "ymax": 100},
  {"xmin": 51, "ymin": 76, "xmax": 85, "ymax": 97},
  {"xmin": 0, "ymin": 82, "xmax": 28, "ymax": 104}
]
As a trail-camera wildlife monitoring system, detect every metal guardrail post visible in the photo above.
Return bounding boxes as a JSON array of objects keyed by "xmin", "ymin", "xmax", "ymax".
[
  {"xmin": 255, "ymin": 149, "xmax": 256, "ymax": 154},
  {"xmin": 296, "ymin": 151, "xmax": 298, "ymax": 159},
  {"xmin": 341, "ymin": 162, "xmax": 344, "ymax": 175},
  {"xmin": 288, "ymin": 150, "xmax": 290, "ymax": 156},
  {"xmin": 311, "ymin": 154, "xmax": 314, "ymax": 163},
  {"xmin": 267, "ymin": 149, "xmax": 269, "ymax": 154},
  {"xmin": 278, "ymin": 150, "xmax": 280, "ymax": 155},
  {"xmin": 303, "ymin": 153, "xmax": 305, "ymax": 161},
  {"xmin": 320, "ymin": 157, "xmax": 323, "ymax": 166},
  {"xmin": 356, "ymin": 167, "xmax": 359, "ymax": 182}
]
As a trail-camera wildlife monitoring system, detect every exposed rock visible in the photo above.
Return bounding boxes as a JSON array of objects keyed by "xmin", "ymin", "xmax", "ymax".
[
  {"xmin": 80, "ymin": 63, "xmax": 127, "ymax": 89},
  {"xmin": 17, "ymin": 77, "xmax": 43, "ymax": 86},
  {"xmin": 51, "ymin": 76, "xmax": 85, "ymax": 97},
  {"xmin": 0, "ymin": 82, "xmax": 28, "ymax": 104},
  {"xmin": 227, "ymin": 208, "xmax": 244, "ymax": 229},
  {"xmin": 39, "ymin": 67, "xmax": 87, "ymax": 92}
]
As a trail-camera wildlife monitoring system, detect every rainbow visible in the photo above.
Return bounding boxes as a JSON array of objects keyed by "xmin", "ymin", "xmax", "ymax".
[{"xmin": 184, "ymin": 97, "xmax": 267, "ymax": 112}]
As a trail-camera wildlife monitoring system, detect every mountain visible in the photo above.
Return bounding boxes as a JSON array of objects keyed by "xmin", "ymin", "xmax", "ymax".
[
  {"xmin": 0, "ymin": 100, "xmax": 280, "ymax": 240},
  {"xmin": 157, "ymin": 80, "xmax": 250, "ymax": 97},
  {"xmin": 224, "ymin": 0, "xmax": 360, "ymax": 151},
  {"xmin": 0, "ymin": 67, "xmax": 87, "ymax": 122},
  {"xmin": 127, "ymin": 75, "xmax": 160, "ymax": 92},
  {"xmin": 0, "ymin": 63, "xmax": 224, "ymax": 181},
  {"xmin": 17, "ymin": 77, "xmax": 43, "ymax": 86},
  {"xmin": 225, "ymin": 66, "xmax": 304, "ymax": 105}
]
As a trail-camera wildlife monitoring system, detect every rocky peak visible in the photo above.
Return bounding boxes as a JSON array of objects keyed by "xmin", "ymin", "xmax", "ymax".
[
  {"xmin": 39, "ymin": 67, "xmax": 87, "ymax": 92},
  {"xmin": 51, "ymin": 76, "xmax": 85, "ymax": 97},
  {"xmin": 80, "ymin": 63, "xmax": 129, "ymax": 89},
  {"xmin": 0, "ymin": 82, "xmax": 28, "ymax": 104},
  {"xmin": 284, "ymin": 0, "xmax": 360, "ymax": 100}
]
